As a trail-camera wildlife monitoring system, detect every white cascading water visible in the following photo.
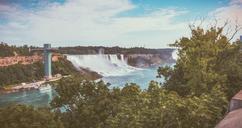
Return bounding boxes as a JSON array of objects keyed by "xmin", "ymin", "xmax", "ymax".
[
  {"xmin": 172, "ymin": 49, "xmax": 178, "ymax": 60},
  {"xmin": 67, "ymin": 54, "xmax": 137, "ymax": 77}
]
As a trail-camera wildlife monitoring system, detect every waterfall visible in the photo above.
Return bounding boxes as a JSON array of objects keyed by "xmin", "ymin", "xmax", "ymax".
[
  {"xmin": 67, "ymin": 54, "xmax": 138, "ymax": 77},
  {"xmin": 172, "ymin": 49, "xmax": 178, "ymax": 60}
]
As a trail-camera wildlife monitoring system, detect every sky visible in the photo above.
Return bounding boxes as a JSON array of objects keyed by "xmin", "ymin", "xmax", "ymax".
[{"xmin": 0, "ymin": 0, "xmax": 241, "ymax": 48}]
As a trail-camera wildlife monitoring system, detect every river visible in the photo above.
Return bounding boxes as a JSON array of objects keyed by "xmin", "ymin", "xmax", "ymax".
[{"xmin": 0, "ymin": 66, "xmax": 163, "ymax": 107}]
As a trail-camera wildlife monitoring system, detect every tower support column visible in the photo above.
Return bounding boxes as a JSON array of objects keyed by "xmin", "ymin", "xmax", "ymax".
[{"xmin": 44, "ymin": 44, "xmax": 52, "ymax": 80}]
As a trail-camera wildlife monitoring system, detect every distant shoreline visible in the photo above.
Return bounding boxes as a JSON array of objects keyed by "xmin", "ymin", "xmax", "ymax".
[{"xmin": 0, "ymin": 75, "xmax": 65, "ymax": 94}]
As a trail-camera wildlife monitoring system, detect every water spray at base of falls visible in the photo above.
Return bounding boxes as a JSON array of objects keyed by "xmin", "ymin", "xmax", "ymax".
[{"xmin": 67, "ymin": 54, "xmax": 138, "ymax": 77}]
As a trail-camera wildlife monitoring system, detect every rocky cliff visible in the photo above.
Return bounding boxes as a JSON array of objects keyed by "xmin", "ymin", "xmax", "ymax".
[{"xmin": 125, "ymin": 53, "xmax": 175, "ymax": 68}]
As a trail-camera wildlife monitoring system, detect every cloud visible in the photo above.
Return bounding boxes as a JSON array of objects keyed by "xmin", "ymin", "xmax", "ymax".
[
  {"xmin": 212, "ymin": 0, "xmax": 242, "ymax": 24},
  {"xmin": 210, "ymin": 0, "xmax": 242, "ymax": 40},
  {"xmin": 230, "ymin": 0, "xmax": 242, "ymax": 4},
  {"xmin": 0, "ymin": 0, "xmax": 188, "ymax": 48},
  {"xmin": 187, "ymin": 0, "xmax": 242, "ymax": 42}
]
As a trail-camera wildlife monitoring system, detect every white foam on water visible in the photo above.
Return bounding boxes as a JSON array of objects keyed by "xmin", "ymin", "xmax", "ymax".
[{"xmin": 67, "ymin": 54, "xmax": 138, "ymax": 77}]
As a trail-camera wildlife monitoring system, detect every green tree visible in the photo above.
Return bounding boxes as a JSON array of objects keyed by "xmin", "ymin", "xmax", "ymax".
[
  {"xmin": 158, "ymin": 26, "xmax": 242, "ymax": 98},
  {"xmin": 0, "ymin": 42, "xmax": 31, "ymax": 57},
  {"xmin": 51, "ymin": 77, "xmax": 120, "ymax": 128},
  {"xmin": 51, "ymin": 77, "xmax": 227, "ymax": 128},
  {"xmin": 0, "ymin": 104, "xmax": 64, "ymax": 128},
  {"xmin": 106, "ymin": 81, "xmax": 227, "ymax": 128}
]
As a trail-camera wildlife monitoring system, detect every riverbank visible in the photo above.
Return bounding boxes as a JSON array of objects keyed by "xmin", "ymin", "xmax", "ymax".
[{"xmin": 0, "ymin": 74, "xmax": 64, "ymax": 94}]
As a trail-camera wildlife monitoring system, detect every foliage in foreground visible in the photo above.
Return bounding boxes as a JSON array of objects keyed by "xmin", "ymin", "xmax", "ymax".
[
  {"xmin": 0, "ymin": 79, "xmax": 227, "ymax": 128},
  {"xmin": 50, "ymin": 78, "xmax": 226, "ymax": 128},
  {"xmin": 0, "ymin": 104, "xmax": 64, "ymax": 128}
]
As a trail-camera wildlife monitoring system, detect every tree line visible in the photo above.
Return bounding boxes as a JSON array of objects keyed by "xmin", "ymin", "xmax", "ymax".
[
  {"xmin": 0, "ymin": 42, "xmax": 174, "ymax": 57},
  {"xmin": 58, "ymin": 46, "xmax": 174, "ymax": 55},
  {"xmin": 0, "ymin": 43, "xmax": 32, "ymax": 57}
]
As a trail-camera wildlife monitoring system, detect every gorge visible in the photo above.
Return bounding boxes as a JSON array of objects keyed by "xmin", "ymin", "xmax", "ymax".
[{"xmin": 0, "ymin": 49, "xmax": 176, "ymax": 107}]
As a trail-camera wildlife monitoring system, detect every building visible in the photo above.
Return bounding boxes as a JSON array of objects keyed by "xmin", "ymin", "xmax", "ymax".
[{"xmin": 216, "ymin": 91, "xmax": 242, "ymax": 128}]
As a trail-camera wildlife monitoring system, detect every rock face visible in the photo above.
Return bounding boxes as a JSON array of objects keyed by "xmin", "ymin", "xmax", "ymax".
[
  {"xmin": 0, "ymin": 55, "xmax": 42, "ymax": 67},
  {"xmin": 125, "ymin": 54, "xmax": 175, "ymax": 68},
  {"xmin": 0, "ymin": 54, "xmax": 62, "ymax": 67},
  {"xmin": 79, "ymin": 67, "xmax": 102, "ymax": 80}
]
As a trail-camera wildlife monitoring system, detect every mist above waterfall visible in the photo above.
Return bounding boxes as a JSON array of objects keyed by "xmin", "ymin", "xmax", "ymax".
[{"xmin": 67, "ymin": 54, "xmax": 138, "ymax": 77}]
